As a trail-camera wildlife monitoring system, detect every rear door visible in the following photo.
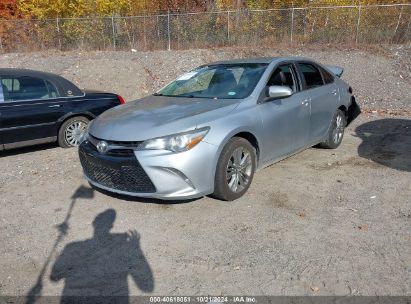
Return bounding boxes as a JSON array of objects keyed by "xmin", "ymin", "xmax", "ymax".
[
  {"xmin": 296, "ymin": 62, "xmax": 339, "ymax": 144},
  {"xmin": 0, "ymin": 83, "xmax": 4, "ymax": 150},
  {"xmin": 0, "ymin": 74, "xmax": 66, "ymax": 147}
]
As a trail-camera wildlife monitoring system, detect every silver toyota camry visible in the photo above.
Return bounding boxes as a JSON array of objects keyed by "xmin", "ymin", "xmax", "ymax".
[{"xmin": 78, "ymin": 57, "xmax": 360, "ymax": 201}]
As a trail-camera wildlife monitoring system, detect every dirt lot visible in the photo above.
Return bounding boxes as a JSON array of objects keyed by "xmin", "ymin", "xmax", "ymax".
[{"xmin": 0, "ymin": 47, "xmax": 410, "ymax": 298}]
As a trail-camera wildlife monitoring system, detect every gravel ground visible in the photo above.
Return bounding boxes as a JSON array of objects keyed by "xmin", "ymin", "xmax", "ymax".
[
  {"xmin": 0, "ymin": 44, "xmax": 410, "ymax": 113},
  {"xmin": 0, "ymin": 114, "xmax": 410, "ymax": 297},
  {"xmin": 0, "ymin": 46, "xmax": 410, "ymax": 298}
]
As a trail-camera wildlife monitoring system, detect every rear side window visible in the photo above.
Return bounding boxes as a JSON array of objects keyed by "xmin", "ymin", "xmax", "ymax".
[
  {"xmin": 0, "ymin": 76, "xmax": 59, "ymax": 102},
  {"xmin": 45, "ymin": 80, "xmax": 59, "ymax": 98},
  {"xmin": 298, "ymin": 63, "xmax": 324, "ymax": 89},
  {"xmin": 319, "ymin": 67, "xmax": 335, "ymax": 84}
]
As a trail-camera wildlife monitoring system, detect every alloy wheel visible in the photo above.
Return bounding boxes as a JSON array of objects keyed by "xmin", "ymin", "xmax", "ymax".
[
  {"xmin": 332, "ymin": 114, "xmax": 344, "ymax": 144},
  {"xmin": 226, "ymin": 147, "xmax": 253, "ymax": 193}
]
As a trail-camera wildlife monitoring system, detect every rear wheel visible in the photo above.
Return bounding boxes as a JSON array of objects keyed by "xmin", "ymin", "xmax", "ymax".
[
  {"xmin": 319, "ymin": 109, "xmax": 346, "ymax": 149},
  {"xmin": 212, "ymin": 137, "xmax": 256, "ymax": 201},
  {"xmin": 58, "ymin": 116, "xmax": 89, "ymax": 148}
]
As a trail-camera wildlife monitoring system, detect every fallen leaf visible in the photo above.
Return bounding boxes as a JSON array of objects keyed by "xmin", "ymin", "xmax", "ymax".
[{"xmin": 357, "ymin": 225, "xmax": 368, "ymax": 231}]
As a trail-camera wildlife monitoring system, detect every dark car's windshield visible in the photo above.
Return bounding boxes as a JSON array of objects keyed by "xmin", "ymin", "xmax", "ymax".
[{"xmin": 157, "ymin": 63, "xmax": 268, "ymax": 99}]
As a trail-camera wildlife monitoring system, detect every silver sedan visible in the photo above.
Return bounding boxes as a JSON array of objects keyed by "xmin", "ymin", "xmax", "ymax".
[{"xmin": 78, "ymin": 57, "xmax": 360, "ymax": 201}]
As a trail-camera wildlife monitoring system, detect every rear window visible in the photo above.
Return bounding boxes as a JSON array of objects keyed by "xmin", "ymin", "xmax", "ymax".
[
  {"xmin": 298, "ymin": 63, "xmax": 324, "ymax": 89},
  {"xmin": 0, "ymin": 76, "xmax": 59, "ymax": 102}
]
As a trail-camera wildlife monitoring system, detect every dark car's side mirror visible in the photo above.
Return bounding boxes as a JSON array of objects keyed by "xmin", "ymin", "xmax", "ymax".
[{"xmin": 266, "ymin": 85, "xmax": 293, "ymax": 101}]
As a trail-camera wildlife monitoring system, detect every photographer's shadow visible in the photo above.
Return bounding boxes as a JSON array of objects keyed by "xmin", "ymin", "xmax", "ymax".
[
  {"xmin": 356, "ymin": 118, "xmax": 411, "ymax": 172},
  {"xmin": 50, "ymin": 209, "xmax": 154, "ymax": 303}
]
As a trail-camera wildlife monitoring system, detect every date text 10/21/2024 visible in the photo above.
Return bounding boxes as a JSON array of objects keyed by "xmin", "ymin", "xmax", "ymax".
[{"xmin": 149, "ymin": 297, "xmax": 257, "ymax": 303}]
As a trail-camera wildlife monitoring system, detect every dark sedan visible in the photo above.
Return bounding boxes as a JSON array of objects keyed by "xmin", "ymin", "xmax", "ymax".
[{"xmin": 0, "ymin": 68, "xmax": 124, "ymax": 150}]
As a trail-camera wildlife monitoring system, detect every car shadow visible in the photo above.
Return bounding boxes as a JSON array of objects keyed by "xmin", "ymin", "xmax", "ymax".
[
  {"xmin": 0, "ymin": 142, "xmax": 58, "ymax": 157},
  {"xmin": 90, "ymin": 184, "xmax": 201, "ymax": 205},
  {"xmin": 355, "ymin": 118, "xmax": 411, "ymax": 172}
]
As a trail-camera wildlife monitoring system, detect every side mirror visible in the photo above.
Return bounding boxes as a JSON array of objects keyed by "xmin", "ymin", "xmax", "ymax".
[{"xmin": 267, "ymin": 85, "xmax": 293, "ymax": 100}]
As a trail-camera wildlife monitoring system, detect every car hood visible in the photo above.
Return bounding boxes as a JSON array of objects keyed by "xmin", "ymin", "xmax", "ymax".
[{"xmin": 90, "ymin": 95, "xmax": 240, "ymax": 141}]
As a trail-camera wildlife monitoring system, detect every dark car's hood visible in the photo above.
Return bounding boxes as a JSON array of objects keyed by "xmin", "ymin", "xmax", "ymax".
[{"xmin": 90, "ymin": 95, "xmax": 239, "ymax": 141}]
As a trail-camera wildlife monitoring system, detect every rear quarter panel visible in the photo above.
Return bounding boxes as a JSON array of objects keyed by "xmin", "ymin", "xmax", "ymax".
[
  {"xmin": 335, "ymin": 77, "xmax": 352, "ymax": 108},
  {"xmin": 58, "ymin": 92, "xmax": 121, "ymax": 124}
]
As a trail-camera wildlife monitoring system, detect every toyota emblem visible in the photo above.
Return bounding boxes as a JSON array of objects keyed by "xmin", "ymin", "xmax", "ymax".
[{"xmin": 96, "ymin": 141, "xmax": 109, "ymax": 154}]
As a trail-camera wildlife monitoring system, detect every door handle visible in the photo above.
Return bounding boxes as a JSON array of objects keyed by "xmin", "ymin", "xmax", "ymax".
[
  {"xmin": 301, "ymin": 99, "xmax": 309, "ymax": 106},
  {"xmin": 48, "ymin": 104, "xmax": 62, "ymax": 108},
  {"xmin": 331, "ymin": 89, "xmax": 338, "ymax": 96}
]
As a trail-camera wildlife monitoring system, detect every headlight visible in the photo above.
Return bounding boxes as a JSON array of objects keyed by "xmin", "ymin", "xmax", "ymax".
[{"xmin": 138, "ymin": 127, "xmax": 209, "ymax": 153}]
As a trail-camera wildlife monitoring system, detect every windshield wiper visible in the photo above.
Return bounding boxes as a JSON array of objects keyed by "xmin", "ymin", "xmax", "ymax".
[{"xmin": 153, "ymin": 92, "xmax": 163, "ymax": 96}]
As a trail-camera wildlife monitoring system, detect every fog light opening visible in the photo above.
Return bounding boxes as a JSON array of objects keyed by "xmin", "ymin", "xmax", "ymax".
[{"xmin": 162, "ymin": 167, "xmax": 196, "ymax": 189}]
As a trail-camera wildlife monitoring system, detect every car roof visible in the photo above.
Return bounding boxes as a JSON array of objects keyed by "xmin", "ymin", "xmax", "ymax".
[
  {"xmin": 208, "ymin": 56, "xmax": 314, "ymax": 65},
  {"xmin": 0, "ymin": 68, "xmax": 62, "ymax": 79},
  {"xmin": 0, "ymin": 68, "xmax": 83, "ymax": 97}
]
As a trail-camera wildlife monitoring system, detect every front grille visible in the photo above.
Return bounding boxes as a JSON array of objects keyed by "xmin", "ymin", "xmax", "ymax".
[
  {"xmin": 106, "ymin": 149, "xmax": 135, "ymax": 157},
  {"xmin": 88, "ymin": 135, "xmax": 142, "ymax": 157},
  {"xmin": 79, "ymin": 141, "xmax": 156, "ymax": 193}
]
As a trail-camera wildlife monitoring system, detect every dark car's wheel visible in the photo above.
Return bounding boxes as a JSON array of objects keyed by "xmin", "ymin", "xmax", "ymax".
[
  {"xmin": 212, "ymin": 137, "xmax": 256, "ymax": 201},
  {"xmin": 319, "ymin": 109, "xmax": 346, "ymax": 149},
  {"xmin": 58, "ymin": 116, "xmax": 89, "ymax": 148}
]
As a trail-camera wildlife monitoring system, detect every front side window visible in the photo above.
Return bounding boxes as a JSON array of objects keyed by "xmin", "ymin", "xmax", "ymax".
[
  {"xmin": 157, "ymin": 63, "xmax": 268, "ymax": 99},
  {"xmin": 267, "ymin": 64, "xmax": 297, "ymax": 92},
  {"xmin": 0, "ymin": 76, "xmax": 59, "ymax": 102},
  {"xmin": 298, "ymin": 63, "xmax": 324, "ymax": 89}
]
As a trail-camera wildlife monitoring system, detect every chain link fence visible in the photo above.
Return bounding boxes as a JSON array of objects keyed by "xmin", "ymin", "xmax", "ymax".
[{"xmin": 0, "ymin": 4, "xmax": 410, "ymax": 53}]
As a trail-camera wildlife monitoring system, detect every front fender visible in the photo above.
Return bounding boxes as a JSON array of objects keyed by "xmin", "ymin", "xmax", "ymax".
[{"xmin": 205, "ymin": 126, "xmax": 262, "ymax": 179}]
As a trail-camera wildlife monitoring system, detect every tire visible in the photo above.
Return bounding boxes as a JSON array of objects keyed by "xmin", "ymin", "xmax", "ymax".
[
  {"xmin": 319, "ymin": 109, "xmax": 346, "ymax": 149},
  {"xmin": 212, "ymin": 137, "xmax": 256, "ymax": 201},
  {"xmin": 58, "ymin": 116, "xmax": 89, "ymax": 148}
]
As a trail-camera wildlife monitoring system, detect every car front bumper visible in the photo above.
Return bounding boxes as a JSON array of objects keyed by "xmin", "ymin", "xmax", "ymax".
[{"xmin": 79, "ymin": 140, "xmax": 217, "ymax": 200}]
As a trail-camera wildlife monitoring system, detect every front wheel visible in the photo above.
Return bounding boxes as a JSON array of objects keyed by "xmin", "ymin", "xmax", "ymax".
[
  {"xmin": 58, "ymin": 116, "xmax": 89, "ymax": 148},
  {"xmin": 319, "ymin": 109, "xmax": 346, "ymax": 149},
  {"xmin": 212, "ymin": 137, "xmax": 256, "ymax": 201}
]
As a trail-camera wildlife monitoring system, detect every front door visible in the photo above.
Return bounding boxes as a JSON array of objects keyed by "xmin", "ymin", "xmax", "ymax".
[{"xmin": 257, "ymin": 63, "xmax": 311, "ymax": 163}]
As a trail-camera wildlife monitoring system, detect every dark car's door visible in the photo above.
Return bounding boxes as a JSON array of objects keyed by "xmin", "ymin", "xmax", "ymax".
[
  {"xmin": 257, "ymin": 63, "xmax": 311, "ymax": 162},
  {"xmin": 0, "ymin": 83, "xmax": 4, "ymax": 150},
  {"xmin": 296, "ymin": 62, "xmax": 339, "ymax": 144},
  {"xmin": 0, "ymin": 74, "xmax": 67, "ymax": 148}
]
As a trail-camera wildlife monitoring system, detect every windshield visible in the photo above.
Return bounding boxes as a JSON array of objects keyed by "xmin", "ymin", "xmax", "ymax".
[{"xmin": 157, "ymin": 63, "xmax": 268, "ymax": 99}]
